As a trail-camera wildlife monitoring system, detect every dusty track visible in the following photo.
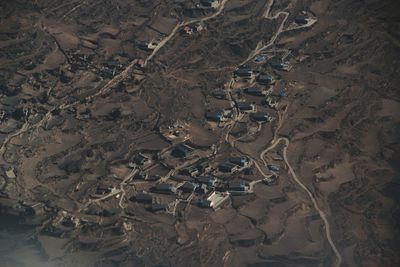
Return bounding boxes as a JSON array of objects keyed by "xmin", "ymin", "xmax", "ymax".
[
  {"xmin": 225, "ymin": 0, "xmax": 343, "ymax": 265},
  {"xmin": 270, "ymin": 137, "xmax": 343, "ymax": 267}
]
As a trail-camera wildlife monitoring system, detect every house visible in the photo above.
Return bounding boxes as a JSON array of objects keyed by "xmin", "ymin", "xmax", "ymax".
[
  {"xmin": 250, "ymin": 112, "xmax": 269, "ymax": 122},
  {"xmin": 134, "ymin": 153, "xmax": 151, "ymax": 166},
  {"xmin": 267, "ymin": 164, "xmax": 280, "ymax": 172},
  {"xmin": 195, "ymin": 176, "xmax": 217, "ymax": 187},
  {"xmin": 179, "ymin": 182, "xmax": 199, "ymax": 193},
  {"xmin": 244, "ymin": 87, "xmax": 266, "ymax": 96},
  {"xmin": 212, "ymin": 89, "xmax": 226, "ymax": 99},
  {"xmin": 134, "ymin": 171, "xmax": 149, "ymax": 180},
  {"xmin": 197, "ymin": 199, "xmax": 212, "ymax": 208},
  {"xmin": 171, "ymin": 143, "xmax": 194, "ymax": 158},
  {"xmin": 196, "ymin": 184, "xmax": 209, "ymax": 195},
  {"xmin": 234, "ymin": 67, "xmax": 253, "ymax": 78},
  {"xmin": 229, "ymin": 156, "xmax": 251, "ymax": 167},
  {"xmin": 228, "ymin": 181, "xmax": 248, "ymax": 192},
  {"xmin": 182, "ymin": 165, "xmax": 200, "ymax": 176},
  {"xmin": 96, "ymin": 182, "xmax": 113, "ymax": 195},
  {"xmin": 146, "ymin": 175, "xmax": 161, "ymax": 181},
  {"xmin": 151, "ymin": 183, "xmax": 176, "ymax": 194},
  {"xmin": 257, "ymin": 74, "xmax": 275, "ymax": 85},
  {"xmin": 205, "ymin": 109, "xmax": 228, "ymax": 122},
  {"xmin": 137, "ymin": 40, "xmax": 158, "ymax": 51},
  {"xmin": 295, "ymin": 15, "xmax": 309, "ymax": 25},
  {"xmin": 197, "ymin": 161, "xmax": 212, "ymax": 173},
  {"xmin": 254, "ymin": 55, "xmax": 265, "ymax": 62},
  {"xmin": 201, "ymin": 0, "xmax": 219, "ymax": 8},
  {"xmin": 207, "ymin": 191, "xmax": 230, "ymax": 210},
  {"xmin": 237, "ymin": 102, "xmax": 257, "ymax": 113},
  {"xmin": 101, "ymin": 207, "xmax": 121, "ymax": 217},
  {"xmin": 182, "ymin": 25, "xmax": 194, "ymax": 35},
  {"xmin": 133, "ymin": 191, "xmax": 153, "ymax": 204},
  {"xmin": 219, "ymin": 162, "xmax": 240, "ymax": 173},
  {"xmin": 270, "ymin": 61, "xmax": 291, "ymax": 71},
  {"xmin": 147, "ymin": 203, "xmax": 167, "ymax": 213}
]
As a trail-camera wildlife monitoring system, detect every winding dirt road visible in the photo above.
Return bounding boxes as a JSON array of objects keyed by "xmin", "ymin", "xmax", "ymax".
[
  {"xmin": 225, "ymin": 0, "xmax": 343, "ymax": 265},
  {"xmin": 266, "ymin": 137, "xmax": 343, "ymax": 267}
]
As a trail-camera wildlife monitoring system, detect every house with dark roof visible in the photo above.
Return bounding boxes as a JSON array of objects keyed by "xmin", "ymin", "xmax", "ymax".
[
  {"xmin": 151, "ymin": 183, "xmax": 176, "ymax": 194},
  {"xmin": 96, "ymin": 182, "xmax": 114, "ymax": 195},
  {"xmin": 147, "ymin": 203, "xmax": 167, "ymax": 213},
  {"xmin": 205, "ymin": 109, "xmax": 229, "ymax": 122},
  {"xmin": 219, "ymin": 162, "xmax": 240, "ymax": 173},
  {"xmin": 182, "ymin": 165, "xmax": 200, "ymax": 176},
  {"xmin": 228, "ymin": 181, "xmax": 248, "ymax": 192},
  {"xmin": 197, "ymin": 161, "xmax": 212, "ymax": 174},
  {"xmin": 270, "ymin": 61, "xmax": 291, "ymax": 71},
  {"xmin": 295, "ymin": 14, "xmax": 309, "ymax": 25},
  {"xmin": 197, "ymin": 199, "xmax": 212, "ymax": 208},
  {"xmin": 237, "ymin": 102, "xmax": 256, "ymax": 113},
  {"xmin": 133, "ymin": 191, "xmax": 153, "ymax": 204},
  {"xmin": 257, "ymin": 74, "xmax": 275, "ymax": 85},
  {"xmin": 212, "ymin": 89, "xmax": 226, "ymax": 99},
  {"xmin": 179, "ymin": 182, "xmax": 199, "ymax": 193},
  {"xmin": 250, "ymin": 112, "xmax": 269, "ymax": 122},
  {"xmin": 134, "ymin": 170, "xmax": 149, "ymax": 180},
  {"xmin": 229, "ymin": 156, "xmax": 251, "ymax": 167},
  {"xmin": 244, "ymin": 87, "xmax": 267, "ymax": 96},
  {"xmin": 196, "ymin": 184, "xmax": 209, "ymax": 195},
  {"xmin": 195, "ymin": 176, "xmax": 217, "ymax": 187},
  {"xmin": 234, "ymin": 67, "xmax": 253, "ymax": 78},
  {"xmin": 171, "ymin": 143, "xmax": 194, "ymax": 158}
]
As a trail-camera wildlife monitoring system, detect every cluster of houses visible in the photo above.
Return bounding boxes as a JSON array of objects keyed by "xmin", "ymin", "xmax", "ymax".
[
  {"xmin": 120, "ymin": 151, "xmax": 255, "ymax": 212},
  {"xmin": 89, "ymin": 142, "xmax": 257, "ymax": 214},
  {"xmin": 205, "ymin": 64, "xmax": 284, "ymax": 124}
]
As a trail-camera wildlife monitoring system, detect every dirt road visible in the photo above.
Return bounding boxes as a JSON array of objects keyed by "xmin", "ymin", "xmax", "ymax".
[{"xmin": 260, "ymin": 137, "xmax": 343, "ymax": 267}]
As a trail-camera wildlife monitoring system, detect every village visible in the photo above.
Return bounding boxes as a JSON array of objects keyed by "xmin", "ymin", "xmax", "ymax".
[
  {"xmin": 0, "ymin": 0, "xmax": 318, "ymax": 227},
  {"xmin": 0, "ymin": 0, "xmax": 373, "ymax": 266}
]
